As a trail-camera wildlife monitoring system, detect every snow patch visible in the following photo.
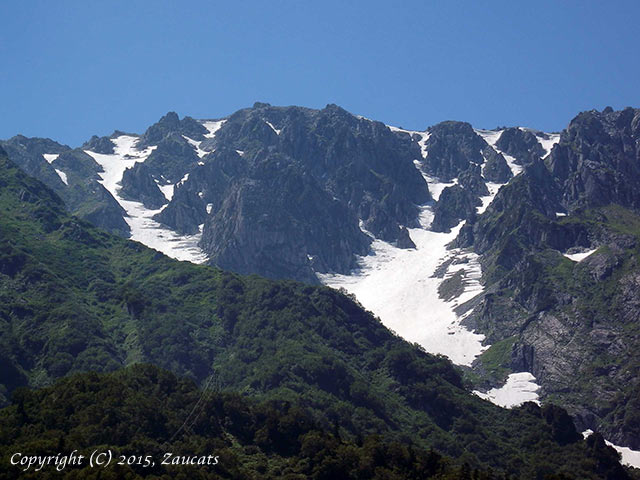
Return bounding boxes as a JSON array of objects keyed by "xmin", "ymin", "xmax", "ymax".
[
  {"xmin": 388, "ymin": 125, "xmax": 430, "ymax": 159},
  {"xmin": 564, "ymin": 248, "xmax": 597, "ymax": 262},
  {"xmin": 177, "ymin": 173, "xmax": 189, "ymax": 186},
  {"xmin": 477, "ymin": 182, "xmax": 502, "ymax": 215},
  {"xmin": 236, "ymin": 150, "xmax": 245, "ymax": 156},
  {"xmin": 202, "ymin": 120, "xmax": 226, "ymax": 138},
  {"xmin": 54, "ymin": 169, "xmax": 68, "ymax": 185},
  {"xmin": 206, "ymin": 203, "xmax": 213, "ymax": 214},
  {"xmin": 159, "ymin": 184, "xmax": 174, "ymax": 202},
  {"xmin": 43, "ymin": 153, "xmax": 59, "ymax": 164},
  {"xmin": 475, "ymin": 129, "xmax": 503, "ymax": 149},
  {"xmin": 182, "ymin": 135, "xmax": 209, "ymax": 158},
  {"xmin": 412, "ymin": 160, "xmax": 456, "ymax": 202},
  {"xmin": 582, "ymin": 430, "xmax": 640, "ymax": 468},
  {"xmin": 476, "ymin": 129, "xmax": 523, "ymax": 177},
  {"xmin": 319, "ymin": 209, "xmax": 487, "ymax": 366},
  {"xmin": 537, "ymin": 133, "xmax": 560, "ymax": 158},
  {"xmin": 474, "ymin": 372, "xmax": 540, "ymax": 408},
  {"xmin": 265, "ymin": 120, "xmax": 281, "ymax": 135},
  {"xmin": 84, "ymin": 136, "xmax": 207, "ymax": 263}
]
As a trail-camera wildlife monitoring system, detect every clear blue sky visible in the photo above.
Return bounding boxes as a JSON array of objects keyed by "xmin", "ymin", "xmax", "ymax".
[{"xmin": 1, "ymin": 0, "xmax": 639, "ymax": 146}]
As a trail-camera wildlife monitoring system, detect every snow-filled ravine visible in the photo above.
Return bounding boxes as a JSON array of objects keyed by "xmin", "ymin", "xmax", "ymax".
[
  {"xmin": 320, "ymin": 124, "xmax": 562, "ymax": 407},
  {"xmin": 84, "ymin": 135, "xmax": 208, "ymax": 263},
  {"xmin": 319, "ymin": 126, "xmax": 507, "ymax": 367},
  {"xmin": 319, "ymin": 209, "xmax": 487, "ymax": 366}
]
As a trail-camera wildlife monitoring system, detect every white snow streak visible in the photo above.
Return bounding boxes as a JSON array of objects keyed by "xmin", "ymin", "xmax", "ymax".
[
  {"xmin": 582, "ymin": 430, "xmax": 640, "ymax": 468},
  {"xmin": 265, "ymin": 120, "xmax": 281, "ymax": 135},
  {"xmin": 85, "ymin": 136, "xmax": 207, "ymax": 263},
  {"xmin": 43, "ymin": 153, "xmax": 59, "ymax": 164},
  {"xmin": 477, "ymin": 182, "xmax": 502, "ymax": 215},
  {"xmin": 476, "ymin": 129, "xmax": 524, "ymax": 177},
  {"xmin": 177, "ymin": 173, "xmax": 190, "ymax": 186},
  {"xmin": 54, "ymin": 169, "xmax": 68, "ymax": 185},
  {"xmin": 537, "ymin": 133, "xmax": 561, "ymax": 158},
  {"xmin": 474, "ymin": 372, "xmax": 540, "ymax": 408},
  {"xmin": 387, "ymin": 125, "xmax": 430, "ymax": 159},
  {"xmin": 563, "ymin": 248, "xmax": 597, "ymax": 262},
  {"xmin": 182, "ymin": 135, "xmax": 209, "ymax": 158}
]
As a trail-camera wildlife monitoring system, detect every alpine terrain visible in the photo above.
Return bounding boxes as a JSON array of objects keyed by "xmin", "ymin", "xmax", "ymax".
[{"xmin": 2, "ymin": 103, "xmax": 640, "ymax": 478}]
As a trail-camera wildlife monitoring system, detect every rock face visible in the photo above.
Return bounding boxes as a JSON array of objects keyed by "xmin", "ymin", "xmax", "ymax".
[
  {"xmin": 144, "ymin": 133, "xmax": 202, "ymax": 184},
  {"xmin": 421, "ymin": 124, "xmax": 495, "ymax": 232},
  {"xmin": 457, "ymin": 107, "xmax": 640, "ymax": 449},
  {"xmin": 138, "ymin": 111, "xmax": 208, "ymax": 148},
  {"xmin": 548, "ymin": 107, "xmax": 640, "ymax": 211},
  {"xmin": 495, "ymin": 127, "xmax": 546, "ymax": 164},
  {"xmin": 482, "ymin": 146, "xmax": 513, "ymax": 183},
  {"xmin": 157, "ymin": 103, "xmax": 431, "ymax": 281},
  {"xmin": 120, "ymin": 162, "xmax": 167, "ymax": 209},
  {"xmin": 82, "ymin": 135, "xmax": 115, "ymax": 154},
  {"xmin": 421, "ymin": 121, "xmax": 486, "ymax": 180}
]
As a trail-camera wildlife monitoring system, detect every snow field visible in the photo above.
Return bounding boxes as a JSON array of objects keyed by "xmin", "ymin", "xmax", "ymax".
[
  {"xmin": 85, "ymin": 135, "xmax": 208, "ymax": 263},
  {"xmin": 473, "ymin": 372, "xmax": 540, "ymax": 408}
]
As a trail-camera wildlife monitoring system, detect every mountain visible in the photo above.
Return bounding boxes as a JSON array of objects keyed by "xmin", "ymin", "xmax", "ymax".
[
  {"xmin": 456, "ymin": 107, "xmax": 640, "ymax": 450},
  {"xmin": 3, "ymin": 103, "xmax": 640, "ymax": 468},
  {"xmin": 0, "ymin": 148, "xmax": 632, "ymax": 479},
  {"xmin": 0, "ymin": 135, "xmax": 130, "ymax": 236}
]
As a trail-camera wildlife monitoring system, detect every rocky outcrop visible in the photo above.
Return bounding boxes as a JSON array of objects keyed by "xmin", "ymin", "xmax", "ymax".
[
  {"xmin": 143, "ymin": 132, "xmax": 201, "ymax": 183},
  {"xmin": 120, "ymin": 162, "xmax": 168, "ymax": 209},
  {"xmin": 431, "ymin": 164, "xmax": 488, "ymax": 232},
  {"xmin": 482, "ymin": 146, "xmax": 513, "ymax": 183},
  {"xmin": 138, "ymin": 111, "xmax": 208, "ymax": 148},
  {"xmin": 495, "ymin": 127, "xmax": 546, "ymax": 164},
  {"xmin": 456, "ymin": 108, "xmax": 640, "ymax": 448},
  {"xmin": 82, "ymin": 135, "xmax": 115, "ymax": 154},
  {"xmin": 157, "ymin": 104, "xmax": 430, "ymax": 281},
  {"xmin": 547, "ymin": 107, "xmax": 640, "ymax": 212},
  {"xmin": 420, "ymin": 121, "xmax": 486, "ymax": 180},
  {"xmin": 197, "ymin": 150, "xmax": 371, "ymax": 283}
]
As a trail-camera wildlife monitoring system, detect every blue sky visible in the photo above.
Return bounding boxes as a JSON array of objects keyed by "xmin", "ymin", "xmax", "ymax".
[{"xmin": 1, "ymin": 0, "xmax": 639, "ymax": 146}]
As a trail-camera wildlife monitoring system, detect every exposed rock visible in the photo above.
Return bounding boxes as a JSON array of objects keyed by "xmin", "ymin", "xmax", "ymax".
[
  {"xmin": 120, "ymin": 162, "xmax": 168, "ymax": 209},
  {"xmin": 482, "ymin": 146, "xmax": 513, "ymax": 183},
  {"xmin": 82, "ymin": 135, "xmax": 115, "ymax": 154},
  {"xmin": 421, "ymin": 121, "xmax": 486, "ymax": 181},
  {"xmin": 138, "ymin": 111, "xmax": 208, "ymax": 147},
  {"xmin": 158, "ymin": 104, "xmax": 430, "ymax": 281},
  {"xmin": 396, "ymin": 226, "xmax": 416, "ymax": 249},
  {"xmin": 431, "ymin": 164, "xmax": 487, "ymax": 232},
  {"xmin": 143, "ymin": 132, "xmax": 200, "ymax": 184},
  {"xmin": 495, "ymin": 127, "xmax": 545, "ymax": 164},
  {"xmin": 547, "ymin": 107, "xmax": 640, "ymax": 211}
]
